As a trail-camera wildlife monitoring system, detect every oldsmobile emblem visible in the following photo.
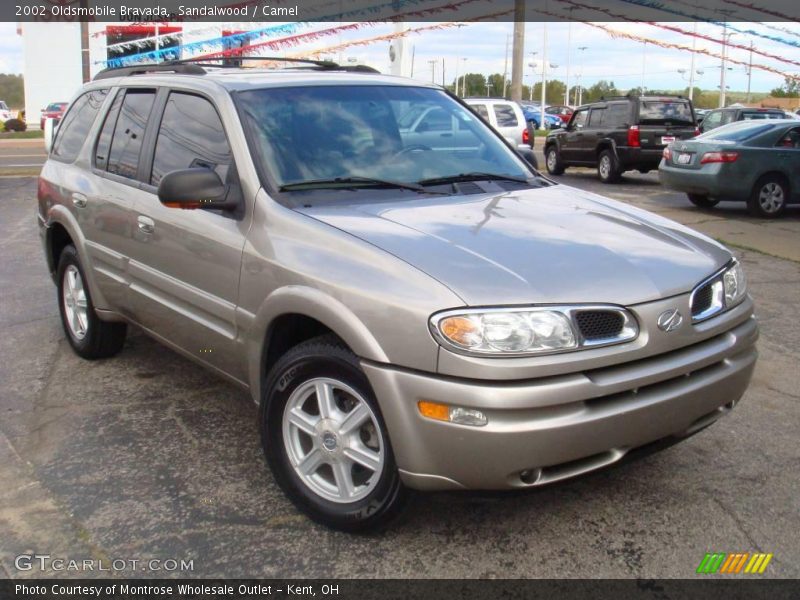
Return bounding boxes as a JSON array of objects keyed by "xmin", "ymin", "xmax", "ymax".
[{"xmin": 657, "ymin": 309, "xmax": 683, "ymax": 332}]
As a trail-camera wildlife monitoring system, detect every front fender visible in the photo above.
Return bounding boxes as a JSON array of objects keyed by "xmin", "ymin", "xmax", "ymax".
[{"xmin": 244, "ymin": 286, "xmax": 390, "ymax": 402}]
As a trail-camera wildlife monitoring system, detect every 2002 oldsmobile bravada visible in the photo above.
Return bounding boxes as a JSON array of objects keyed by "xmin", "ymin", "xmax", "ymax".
[{"xmin": 37, "ymin": 59, "xmax": 757, "ymax": 531}]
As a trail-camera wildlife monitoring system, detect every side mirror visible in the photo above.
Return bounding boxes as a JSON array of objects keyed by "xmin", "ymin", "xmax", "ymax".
[
  {"xmin": 517, "ymin": 147, "xmax": 539, "ymax": 170},
  {"xmin": 44, "ymin": 118, "xmax": 56, "ymax": 154},
  {"xmin": 157, "ymin": 168, "xmax": 237, "ymax": 210}
]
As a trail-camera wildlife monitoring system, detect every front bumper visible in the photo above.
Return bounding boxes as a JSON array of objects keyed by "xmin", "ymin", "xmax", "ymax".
[{"xmin": 364, "ymin": 314, "xmax": 758, "ymax": 491}]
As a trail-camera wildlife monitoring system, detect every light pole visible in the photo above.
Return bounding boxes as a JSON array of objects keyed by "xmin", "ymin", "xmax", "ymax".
[
  {"xmin": 719, "ymin": 27, "xmax": 735, "ymax": 108},
  {"xmin": 502, "ymin": 33, "xmax": 511, "ymax": 98},
  {"xmin": 746, "ymin": 41, "xmax": 754, "ymax": 103},
  {"xmin": 460, "ymin": 57, "xmax": 467, "ymax": 96},
  {"xmin": 678, "ymin": 68, "xmax": 704, "ymax": 100},
  {"xmin": 640, "ymin": 41, "xmax": 647, "ymax": 94},
  {"xmin": 485, "ymin": 81, "xmax": 491, "ymax": 97},
  {"xmin": 428, "ymin": 59, "xmax": 437, "ymax": 84},
  {"xmin": 540, "ymin": 23, "xmax": 548, "ymax": 130},
  {"xmin": 576, "ymin": 46, "xmax": 588, "ymax": 106},
  {"xmin": 528, "ymin": 52, "xmax": 538, "ymax": 101}
]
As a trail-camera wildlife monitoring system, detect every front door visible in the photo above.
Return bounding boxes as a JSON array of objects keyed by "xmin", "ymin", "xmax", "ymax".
[{"xmin": 560, "ymin": 107, "xmax": 589, "ymax": 161}]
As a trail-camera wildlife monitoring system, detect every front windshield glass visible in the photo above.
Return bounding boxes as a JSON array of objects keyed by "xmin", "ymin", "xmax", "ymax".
[{"xmin": 237, "ymin": 85, "xmax": 530, "ymax": 190}]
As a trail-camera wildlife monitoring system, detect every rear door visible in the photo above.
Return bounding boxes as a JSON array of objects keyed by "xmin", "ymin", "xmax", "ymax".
[
  {"xmin": 125, "ymin": 90, "xmax": 250, "ymax": 380},
  {"xmin": 636, "ymin": 98, "xmax": 696, "ymax": 150},
  {"xmin": 560, "ymin": 107, "xmax": 589, "ymax": 161},
  {"xmin": 775, "ymin": 126, "xmax": 800, "ymax": 199}
]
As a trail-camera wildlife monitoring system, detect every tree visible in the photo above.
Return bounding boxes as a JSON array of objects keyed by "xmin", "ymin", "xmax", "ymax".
[
  {"xmin": 582, "ymin": 80, "xmax": 619, "ymax": 103},
  {"xmin": 529, "ymin": 79, "xmax": 567, "ymax": 105},
  {"xmin": 770, "ymin": 76, "xmax": 800, "ymax": 98},
  {"xmin": 459, "ymin": 73, "xmax": 488, "ymax": 97},
  {"xmin": 0, "ymin": 74, "xmax": 24, "ymax": 109}
]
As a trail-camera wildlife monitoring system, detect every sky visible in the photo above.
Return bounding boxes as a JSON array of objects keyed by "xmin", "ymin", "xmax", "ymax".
[{"xmin": 2, "ymin": 19, "xmax": 798, "ymax": 94}]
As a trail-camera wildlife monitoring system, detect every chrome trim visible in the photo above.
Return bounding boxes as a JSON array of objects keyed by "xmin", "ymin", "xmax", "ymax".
[{"xmin": 429, "ymin": 304, "xmax": 639, "ymax": 358}]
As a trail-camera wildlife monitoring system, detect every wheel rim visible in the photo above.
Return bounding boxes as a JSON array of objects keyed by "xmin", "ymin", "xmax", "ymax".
[
  {"xmin": 599, "ymin": 156, "xmax": 610, "ymax": 178},
  {"xmin": 758, "ymin": 182, "xmax": 784, "ymax": 213},
  {"xmin": 547, "ymin": 149, "xmax": 557, "ymax": 170},
  {"xmin": 63, "ymin": 265, "xmax": 88, "ymax": 340},
  {"xmin": 282, "ymin": 377, "xmax": 385, "ymax": 504}
]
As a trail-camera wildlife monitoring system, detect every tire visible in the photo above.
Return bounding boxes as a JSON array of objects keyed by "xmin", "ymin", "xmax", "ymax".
[
  {"xmin": 687, "ymin": 194, "xmax": 719, "ymax": 209},
  {"xmin": 597, "ymin": 149, "xmax": 621, "ymax": 183},
  {"xmin": 747, "ymin": 175, "xmax": 789, "ymax": 218},
  {"xmin": 56, "ymin": 245, "xmax": 127, "ymax": 359},
  {"xmin": 545, "ymin": 145, "xmax": 565, "ymax": 175},
  {"xmin": 260, "ymin": 334, "xmax": 406, "ymax": 532}
]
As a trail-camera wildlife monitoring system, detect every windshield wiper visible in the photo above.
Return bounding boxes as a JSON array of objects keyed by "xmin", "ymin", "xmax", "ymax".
[
  {"xmin": 280, "ymin": 176, "xmax": 429, "ymax": 193},
  {"xmin": 417, "ymin": 172, "xmax": 531, "ymax": 186}
]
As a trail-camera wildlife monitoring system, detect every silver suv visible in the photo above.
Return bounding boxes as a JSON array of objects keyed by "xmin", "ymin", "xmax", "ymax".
[{"xmin": 38, "ymin": 60, "xmax": 758, "ymax": 531}]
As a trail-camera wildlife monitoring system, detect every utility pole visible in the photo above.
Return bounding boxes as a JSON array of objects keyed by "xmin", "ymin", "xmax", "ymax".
[
  {"xmin": 502, "ymin": 34, "xmax": 510, "ymax": 98},
  {"xmin": 564, "ymin": 22, "xmax": 572, "ymax": 105},
  {"xmin": 528, "ymin": 52, "xmax": 538, "ymax": 101},
  {"xmin": 540, "ymin": 23, "xmax": 548, "ymax": 130},
  {"xmin": 442, "ymin": 58, "xmax": 445, "ymax": 87},
  {"xmin": 428, "ymin": 59, "xmax": 436, "ymax": 84},
  {"xmin": 640, "ymin": 41, "xmax": 647, "ymax": 94},
  {"xmin": 746, "ymin": 41, "xmax": 753, "ymax": 103},
  {"xmin": 688, "ymin": 22, "xmax": 697, "ymax": 100},
  {"xmin": 510, "ymin": 0, "xmax": 525, "ymax": 102},
  {"xmin": 460, "ymin": 58, "xmax": 467, "ymax": 96},
  {"xmin": 576, "ymin": 46, "xmax": 588, "ymax": 106},
  {"xmin": 720, "ymin": 23, "xmax": 729, "ymax": 108}
]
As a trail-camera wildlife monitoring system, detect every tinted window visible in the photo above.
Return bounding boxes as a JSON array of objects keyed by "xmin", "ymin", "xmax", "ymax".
[
  {"xmin": 587, "ymin": 107, "xmax": 605, "ymax": 128},
  {"xmin": 151, "ymin": 93, "xmax": 232, "ymax": 186},
  {"xmin": 741, "ymin": 111, "xmax": 785, "ymax": 121},
  {"xmin": 605, "ymin": 103, "xmax": 629, "ymax": 127},
  {"xmin": 571, "ymin": 108, "xmax": 588, "ymax": 128},
  {"xmin": 638, "ymin": 100, "xmax": 693, "ymax": 124},
  {"xmin": 107, "ymin": 89, "xmax": 156, "ymax": 180},
  {"xmin": 719, "ymin": 111, "xmax": 736, "ymax": 125},
  {"xmin": 776, "ymin": 127, "xmax": 800, "ymax": 148},
  {"xmin": 493, "ymin": 104, "xmax": 518, "ymax": 127},
  {"xmin": 94, "ymin": 91, "xmax": 123, "ymax": 171},
  {"xmin": 703, "ymin": 111, "xmax": 723, "ymax": 130},
  {"xmin": 51, "ymin": 89, "xmax": 108, "ymax": 161},
  {"xmin": 471, "ymin": 104, "xmax": 489, "ymax": 120}
]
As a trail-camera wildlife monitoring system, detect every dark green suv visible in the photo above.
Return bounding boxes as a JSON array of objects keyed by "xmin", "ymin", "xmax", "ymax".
[{"xmin": 544, "ymin": 94, "xmax": 698, "ymax": 183}]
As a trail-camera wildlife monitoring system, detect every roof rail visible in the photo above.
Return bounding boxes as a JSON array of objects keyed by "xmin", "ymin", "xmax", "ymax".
[
  {"xmin": 94, "ymin": 63, "xmax": 207, "ymax": 80},
  {"xmin": 172, "ymin": 56, "xmax": 339, "ymax": 68}
]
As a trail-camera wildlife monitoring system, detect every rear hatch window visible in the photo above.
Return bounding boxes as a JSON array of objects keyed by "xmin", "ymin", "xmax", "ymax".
[
  {"xmin": 741, "ymin": 111, "xmax": 784, "ymax": 121},
  {"xmin": 639, "ymin": 100, "xmax": 694, "ymax": 125}
]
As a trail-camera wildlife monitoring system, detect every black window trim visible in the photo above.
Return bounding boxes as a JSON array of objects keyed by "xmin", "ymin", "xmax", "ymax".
[{"xmin": 50, "ymin": 87, "xmax": 111, "ymax": 165}]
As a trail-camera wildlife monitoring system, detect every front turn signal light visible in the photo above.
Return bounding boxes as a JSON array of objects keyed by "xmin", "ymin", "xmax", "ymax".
[{"xmin": 418, "ymin": 401, "xmax": 487, "ymax": 427}]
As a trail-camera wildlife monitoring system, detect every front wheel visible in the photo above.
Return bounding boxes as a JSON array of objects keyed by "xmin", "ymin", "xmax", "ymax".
[
  {"xmin": 261, "ymin": 335, "xmax": 406, "ymax": 532},
  {"xmin": 748, "ymin": 175, "xmax": 788, "ymax": 218},
  {"xmin": 545, "ymin": 145, "xmax": 565, "ymax": 175},
  {"xmin": 687, "ymin": 194, "xmax": 719, "ymax": 209}
]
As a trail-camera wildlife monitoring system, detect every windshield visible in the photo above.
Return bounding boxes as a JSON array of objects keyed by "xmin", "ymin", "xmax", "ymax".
[
  {"xmin": 699, "ymin": 121, "xmax": 774, "ymax": 142},
  {"xmin": 638, "ymin": 100, "xmax": 693, "ymax": 124},
  {"xmin": 238, "ymin": 85, "xmax": 530, "ymax": 191}
]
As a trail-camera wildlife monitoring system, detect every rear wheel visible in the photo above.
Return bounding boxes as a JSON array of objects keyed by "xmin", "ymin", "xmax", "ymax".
[
  {"xmin": 545, "ymin": 145, "xmax": 565, "ymax": 175},
  {"xmin": 748, "ymin": 175, "xmax": 788, "ymax": 218},
  {"xmin": 687, "ymin": 194, "xmax": 719, "ymax": 209},
  {"xmin": 261, "ymin": 335, "xmax": 406, "ymax": 532},
  {"xmin": 57, "ymin": 245, "xmax": 126, "ymax": 359},
  {"xmin": 598, "ymin": 150, "xmax": 621, "ymax": 183}
]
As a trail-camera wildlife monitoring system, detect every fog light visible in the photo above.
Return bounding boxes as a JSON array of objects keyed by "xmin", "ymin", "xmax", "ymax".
[{"xmin": 418, "ymin": 401, "xmax": 487, "ymax": 427}]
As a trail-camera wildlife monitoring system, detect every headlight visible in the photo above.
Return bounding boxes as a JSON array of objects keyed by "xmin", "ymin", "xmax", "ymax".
[
  {"xmin": 723, "ymin": 260, "xmax": 747, "ymax": 307},
  {"xmin": 430, "ymin": 306, "xmax": 637, "ymax": 356}
]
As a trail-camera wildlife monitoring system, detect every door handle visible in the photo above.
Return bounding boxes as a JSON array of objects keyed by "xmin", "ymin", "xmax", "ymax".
[
  {"xmin": 137, "ymin": 216, "xmax": 155, "ymax": 234},
  {"xmin": 71, "ymin": 193, "xmax": 88, "ymax": 208}
]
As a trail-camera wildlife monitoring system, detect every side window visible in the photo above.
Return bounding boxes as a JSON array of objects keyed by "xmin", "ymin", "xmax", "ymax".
[
  {"xmin": 493, "ymin": 104, "xmax": 519, "ymax": 127},
  {"xmin": 107, "ymin": 89, "xmax": 156, "ymax": 180},
  {"xmin": 94, "ymin": 91, "xmax": 123, "ymax": 171},
  {"xmin": 587, "ymin": 107, "xmax": 606, "ymax": 128},
  {"xmin": 417, "ymin": 107, "xmax": 451, "ymax": 132},
  {"xmin": 51, "ymin": 89, "xmax": 108, "ymax": 162},
  {"xmin": 150, "ymin": 92, "xmax": 232, "ymax": 187},
  {"xmin": 605, "ymin": 103, "xmax": 629, "ymax": 128},
  {"xmin": 776, "ymin": 127, "xmax": 800, "ymax": 149},
  {"xmin": 471, "ymin": 104, "xmax": 489, "ymax": 121},
  {"xmin": 703, "ymin": 111, "xmax": 722, "ymax": 130},
  {"xmin": 571, "ymin": 108, "xmax": 588, "ymax": 129},
  {"xmin": 720, "ymin": 111, "xmax": 736, "ymax": 125}
]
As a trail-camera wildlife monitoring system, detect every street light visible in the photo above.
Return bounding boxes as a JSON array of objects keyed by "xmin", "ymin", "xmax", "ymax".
[
  {"xmin": 576, "ymin": 46, "xmax": 588, "ymax": 106},
  {"xmin": 485, "ymin": 82, "xmax": 492, "ymax": 97},
  {"xmin": 528, "ymin": 52, "xmax": 538, "ymax": 101},
  {"xmin": 678, "ymin": 68, "xmax": 704, "ymax": 101},
  {"xmin": 460, "ymin": 57, "xmax": 468, "ymax": 96}
]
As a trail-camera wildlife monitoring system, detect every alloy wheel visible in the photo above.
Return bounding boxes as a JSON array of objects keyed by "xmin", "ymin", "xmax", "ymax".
[
  {"xmin": 758, "ymin": 182, "xmax": 785, "ymax": 214},
  {"xmin": 63, "ymin": 265, "xmax": 88, "ymax": 340},
  {"xmin": 282, "ymin": 377, "xmax": 385, "ymax": 503},
  {"xmin": 599, "ymin": 156, "xmax": 611, "ymax": 179}
]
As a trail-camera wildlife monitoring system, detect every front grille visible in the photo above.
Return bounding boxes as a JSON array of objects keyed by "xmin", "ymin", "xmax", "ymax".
[
  {"xmin": 575, "ymin": 310, "xmax": 625, "ymax": 341},
  {"xmin": 691, "ymin": 282, "xmax": 714, "ymax": 316}
]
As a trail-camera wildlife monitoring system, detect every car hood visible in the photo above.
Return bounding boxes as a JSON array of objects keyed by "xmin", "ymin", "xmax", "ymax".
[{"xmin": 296, "ymin": 185, "xmax": 731, "ymax": 306}]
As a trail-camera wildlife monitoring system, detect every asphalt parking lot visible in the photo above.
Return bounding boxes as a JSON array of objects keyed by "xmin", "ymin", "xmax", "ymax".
[{"xmin": 1, "ymin": 170, "xmax": 798, "ymax": 579}]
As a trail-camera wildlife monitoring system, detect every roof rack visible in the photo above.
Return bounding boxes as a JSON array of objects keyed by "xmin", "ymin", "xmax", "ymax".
[
  {"xmin": 94, "ymin": 63, "xmax": 207, "ymax": 80},
  {"xmin": 93, "ymin": 56, "xmax": 380, "ymax": 81}
]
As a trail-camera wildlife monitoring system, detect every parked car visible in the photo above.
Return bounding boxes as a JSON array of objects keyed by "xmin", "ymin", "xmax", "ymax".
[
  {"xmin": 660, "ymin": 120, "xmax": 800, "ymax": 217},
  {"xmin": 699, "ymin": 106, "xmax": 787, "ymax": 133},
  {"xmin": 0, "ymin": 100, "xmax": 12, "ymax": 121},
  {"xmin": 40, "ymin": 102, "xmax": 69, "ymax": 130},
  {"xmin": 695, "ymin": 108, "xmax": 710, "ymax": 125},
  {"xmin": 546, "ymin": 104, "xmax": 574, "ymax": 124},
  {"xmin": 463, "ymin": 98, "xmax": 536, "ymax": 158},
  {"xmin": 544, "ymin": 94, "xmax": 698, "ymax": 182},
  {"xmin": 38, "ymin": 62, "xmax": 757, "ymax": 531},
  {"xmin": 519, "ymin": 101, "xmax": 562, "ymax": 129}
]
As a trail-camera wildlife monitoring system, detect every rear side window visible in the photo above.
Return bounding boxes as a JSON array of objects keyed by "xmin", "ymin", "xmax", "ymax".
[
  {"xmin": 493, "ymin": 104, "xmax": 518, "ymax": 127},
  {"xmin": 51, "ymin": 89, "xmax": 108, "ymax": 162},
  {"xmin": 741, "ymin": 111, "xmax": 784, "ymax": 121},
  {"xmin": 150, "ymin": 92, "xmax": 232, "ymax": 187},
  {"xmin": 471, "ymin": 104, "xmax": 489, "ymax": 120},
  {"xmin": 605, "ymin": 103, "xmax": 629, "ymax": 127},
  {"xmin": 638, "ymin": 100, "xmax": 693, "ymax": 124},
  {"xmin": 106, "ymin": 89, "xmax": 156, "ymax": 180},
  {"xmin": 94, "ymin": 91, "xmax": 124, "ymax": 171}
]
